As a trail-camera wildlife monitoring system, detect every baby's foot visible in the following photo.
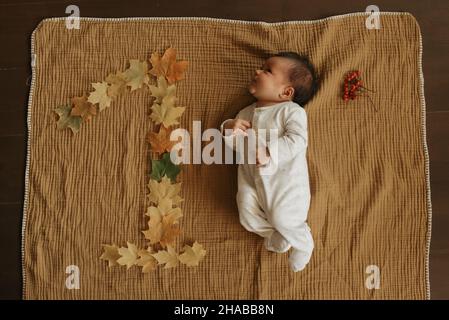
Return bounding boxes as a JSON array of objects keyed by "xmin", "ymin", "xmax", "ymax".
[
  {"xmin": 264, "ymin": 231, "xmax": 291, "ymax": 253},
  {"xmin": 288, "ymin": 248, "xmax": 313, "ymax": 272}
]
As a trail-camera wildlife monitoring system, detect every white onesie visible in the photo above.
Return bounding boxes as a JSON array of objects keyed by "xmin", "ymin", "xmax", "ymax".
[{"xmin": 220, "ymin": 100, "xmax": 314, "ymax": 269}]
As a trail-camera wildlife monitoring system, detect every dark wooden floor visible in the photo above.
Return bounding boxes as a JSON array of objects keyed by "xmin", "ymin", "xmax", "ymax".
[{"xmin": 0, "ymin": 0, "xmax": 447, "ymax": 300}]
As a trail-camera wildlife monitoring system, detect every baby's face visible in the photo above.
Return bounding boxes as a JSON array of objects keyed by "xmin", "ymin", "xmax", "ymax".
[{"xmin": 248, "ymin": 57, "xmax": 293, "ymax": 102}]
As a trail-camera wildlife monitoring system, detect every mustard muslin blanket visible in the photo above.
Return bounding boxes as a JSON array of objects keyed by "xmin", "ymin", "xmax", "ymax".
[{"xmin": 22, "ymin": 12, "xmax": 431, "ymax": 299}]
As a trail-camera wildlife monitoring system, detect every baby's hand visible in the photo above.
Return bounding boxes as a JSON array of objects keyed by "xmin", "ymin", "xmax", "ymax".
[
  {"xmin": 256, "ymin": 146, "xmax": 270, "ymax": 167},
  {"xmin": 223, "ymin": 119, "xmax": 251, "ymax": 135}
]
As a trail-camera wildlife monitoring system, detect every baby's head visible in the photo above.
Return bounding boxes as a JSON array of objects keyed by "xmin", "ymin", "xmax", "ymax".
[{"xmin": 248, "ymin": 52, "xmax": 319, "ymax": 107}]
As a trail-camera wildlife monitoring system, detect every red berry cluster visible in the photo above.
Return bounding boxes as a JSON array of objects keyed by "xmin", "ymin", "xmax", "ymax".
[
  {"xmin": 341, "ymin": 70, "xmax": 378, "ymax": 112},
  {"xmin": 343, "ymin": 70, "xmax": 363, "ymax": 101}
]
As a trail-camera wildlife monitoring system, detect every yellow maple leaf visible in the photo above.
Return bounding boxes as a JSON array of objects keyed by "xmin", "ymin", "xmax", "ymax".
[
  {"xmin": 88, "ymin": 82, "xmax": 112, "ymax": 111},
  {"xmin": 100, "ymin": 244, "xmax": 121, "ymax": 267},
  {"xmin": 151, "ymin": 245, "xmax": 179, "ymax": 268},
  {"xmin": 149, "ymin": 47, "xmax": 188, "ymax": 84},
  {"xmin": 145, "ymin": 198, "xmax": 183, "ymax": 222},
  {"xmin": 142, "ymin": 220, "xmax": 163, "ymax": 245},
  {"xmin": 105, "ymin": 71, "xmax": 127, "ymax": 97},
  {"xmin": 70, "ymin": 94, "xmax": 97, "ymax": 121},
  {"xmin": 178, "ymin": 242, "xmax": 207, "ymax": 267},
  {"xmin": 123, "ymin": 59, "xmax": 150, "ymax": 91},
  {"xmin": 148, "ymin": 76, "xmax": 177, "ymax": 104},
  {"xmin": 163, "ymin": 208, "xmax": 184, "ymax": 225},
  {"xmin": 117, "ymin": 242, "xmax": 139, "ymax": 269},
  {"xmin": 149, "ymin": 95, "xmax": 185, "ymax": 127},
  {"xmin": 142, "ymin": 201, "xmax": 165, "ymax": 244},
  {"xmin": 147, "ymin": 176, "xmax": 183, "ymax": 206},
  {"xmin": 147, "ymin": 125, "xmax": 180, "ymax": 154},
  {"xmin": 136, "ymin": 248, "xmax": 158, "ymax": 273}
]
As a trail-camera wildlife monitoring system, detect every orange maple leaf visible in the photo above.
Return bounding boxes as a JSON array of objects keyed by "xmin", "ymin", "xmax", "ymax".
[
  {"xmin": 147, "ymin": 125, "xmax": 179, "ymax": 154},
  {"xmin": 159, "ymin": 211, "xmax": 182, "ymax": 248},
  {"xmin": 149, "ymin": 47, "xmax": 188, "ymax": 84},
  {"xmin": 159, "ymin": 221, "xmax": 181, "ymax": 248},
  {"xmin": 70, "ymin": 94, "xmax": 97, "ymax": 121}
]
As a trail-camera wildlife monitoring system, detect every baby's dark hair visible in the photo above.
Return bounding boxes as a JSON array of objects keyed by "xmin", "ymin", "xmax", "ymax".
[{"xmin": 271, "ymin": 51, "xmax": 319, "ymax": 107}]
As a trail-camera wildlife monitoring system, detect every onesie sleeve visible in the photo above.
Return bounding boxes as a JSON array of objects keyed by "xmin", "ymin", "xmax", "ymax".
[
  {"xmin": 266, "ymin": 107, "xmax": 308, "ymax": 166},
  {"xmin": 219, "ymin": 119, "xmax": 235, "ymax": 136},
  {"xmin": 219, "ymin": 108, "xmax": 248, "ymax": 151}
]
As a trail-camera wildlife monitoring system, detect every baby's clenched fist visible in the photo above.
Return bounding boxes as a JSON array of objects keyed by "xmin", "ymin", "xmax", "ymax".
[{"xmin": 223, "ymin": 119, "xmax": 252, "ymax": 135}]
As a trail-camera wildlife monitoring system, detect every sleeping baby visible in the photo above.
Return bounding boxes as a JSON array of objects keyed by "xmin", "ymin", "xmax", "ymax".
[{"xmin": 219, "ymin": 52, "xmax": 319, "ymax": 272}]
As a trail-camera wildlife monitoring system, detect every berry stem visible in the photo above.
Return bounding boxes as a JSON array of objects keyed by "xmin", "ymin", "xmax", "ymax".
[{"xmin": 359, "ymin": 85, "xmax": 376, "ymax": 93}]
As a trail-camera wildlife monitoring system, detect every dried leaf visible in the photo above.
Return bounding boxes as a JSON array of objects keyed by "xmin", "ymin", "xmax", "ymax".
[
  {"xmin": 151, "ymin": 245, "xmax": 179, "ymax": 269},
  {"xmin": 142, "ymin": 220, "xmax": 181, "ymax": 249},
  {"xmin": 146, "ymin": 196, "xmax": 182, "ymax": 220},
  {"xmin": 147, "ymin": 175, "xmax": 183, "ymax": 206},
  {"xmin": 136, "ymin": 248, "xmax": 158, "ymax": 273},
  {"xmin": 70, "ymin": 94, "xmax": 97, "ymax": 121},
  {"xmin": 88, "ymin": 82, "xmax": 112, "ymax": 111},
  {"xmin": 148, "ymin": 125, "xmax": 179, "ymax": 154},
  {"xmin": 178, "ymin": 242, "xmax": 207, "ymax": 267},
  {"xmin": 149, "ymin": 47, "xmax": 188, "ymax": 84},
  {"xmin": 105, "ymin": 71, "xmax": 127, "ymax": 97},
  {"xmin": 159, "ymin": 214, "xmax": 182, "ymax": 248},
  {"xmin": 142, "ymin": 222, "xmax": 163, "ymax": 245},
  {"xmin": 100, "ymin": 244, "xmax": 121, "ymax": 267},
  {"xmin": 150, "ymin": 153, "xmax": 181, "ymax": 183},
  {"xmin": 117, "ymin": 242, "xmax": 139, "ymax": 269},
  {"xmin": 123, "ymin": 59, "xmax": 150, "ymax": 91},
  {"xmin": 148, "ymin": 76, "xmax": 177, "ymax": 104},
  {"xmin": 149, "ymin": 94, "xmax": 185, "ymax": 127},
  {"xmin": 54, "ymin": 104, "xmax": 82, "ymax": 133},
  {"xmin": 142, "ymin": 198, "xmax": 183, "ymax": 246}
]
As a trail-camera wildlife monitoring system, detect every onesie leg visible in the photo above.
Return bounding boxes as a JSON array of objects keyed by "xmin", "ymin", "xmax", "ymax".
[
  {"xmin": 289, "ymin": 246, "xmax": 313, "ymax": 272},
  {"xmin": 267, "ymin": 207, "xmax": 314, "ymax": 271},
  {"xmin": 236, "ymin": 190, "xmax": 275, "ymax": 239},
  {"xmin": 286, "ymin": 224, "xmax": 313, "ymax": 272}
]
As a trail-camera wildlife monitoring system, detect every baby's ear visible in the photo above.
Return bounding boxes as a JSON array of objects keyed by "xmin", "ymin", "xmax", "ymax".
[{"xmin": 284, "ymin": 86, "xmax": 295, "ymax": 98}]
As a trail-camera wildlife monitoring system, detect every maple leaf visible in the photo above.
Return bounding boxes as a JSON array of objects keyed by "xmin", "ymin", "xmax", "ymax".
[
  {"xmin": 117, "ymin": 242, "xmax": 139, "ymax": 269},
  {"xmin": 148, "ymin": 76, "xmax": 177, "ymax": 104},
  {"xmin": 136, "ymin": 247, "xmax": 158, "ymax": 273},
  {"xmin": 160, "ymin": 227, "xmax": 181, "ymax": 249},
  {"xmin": 70, "ymin": 94, "xmax": 97, "ymax": 121},
  {"xmin": 159, "ymin": 213, "xmax": 182, "ymax": 248},
  {"xmin": 149, "ymin": 47, "xmax": 188, "ymax": 84},
  {"xmin": 147, "ymin": 175, "xmax": 183, "ymax": 206},
  {"xmin": 54, "ymin": 104, "xmax": 82, "ymax": 133},
  {"xmin": 145, "ymin": 197, "xmax": 182, "ymax": 222},
  {"xmin": 105, "ymin": 71, "xmax": 127, "ymax": 98},
  {"xmin": 142, "ymin": 198, "xmax": 183, "ymax": 246},
  {"xmin": 100, "ymin": 244, "xmax": 121, "ymax": 267},
  {"xmin": 142, "ymin": 221, "xmax": 163, "ymax": 245},
  {"xmin": 148, "ymin": 125, "xmax": 179, "ymax": 154},
  {"xmin": 178, "ymin": 242, "xmax": 207, "ymax": 267},
  {"xmin": 149, "ymin": 94, "xmax": 186, "ymax": 128},
  {"xmin": 142, "ymin": 219, "xmax": 181, "ymax": 248},
  {"xmin": 123, "ymin": 59, "xmax": 150, "ymax": 91},
  {"xmin": 88, "ymin": 82, "xmax": 112, "ymax": 111},
  {"xmin": 150, "ymin": 153, "xmax": 181, "ymax": 182},
  {"xmin": 148, "ymin": 51, "xmax": 169, "ymax": 79},
  {"xmin": 151, "ymin": 245, "xmax": 179, "ymax": 269}
]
